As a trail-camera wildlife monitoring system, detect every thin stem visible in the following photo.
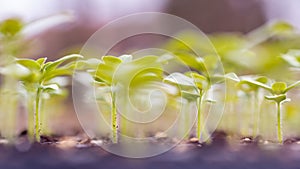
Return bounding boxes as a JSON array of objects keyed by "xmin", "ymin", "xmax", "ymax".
[
  {"xmin": 111, "ymin": 91, "xmax": 118, "ymax": 143},
  {"xmin": 34, "ymin": 87, "xmax": 42, "ymax": 142},
  {"xmin": 196, "ymin": 92, "xmax": 203, "ymax": 140},
  {"xmin": 185, "ymin": 102, "xmax": 191, "ymax": 139},
  {"xmin": 27, "ymin": 92, "xmax": 34, "ymax": 141},
  {"xmin": 276, "ymin": 102, "xmax": 283, "ymax": 144},
  {"xmin": 180, "ymin": 100, "xmax": 189, "ymax": 139},
  {"xmin": 253, "ymin": 91, "xmax": 260, "ymax": 137},
  {"xmin": 2, "ymin": 78, "xmax": 17, "ymax": 142}
]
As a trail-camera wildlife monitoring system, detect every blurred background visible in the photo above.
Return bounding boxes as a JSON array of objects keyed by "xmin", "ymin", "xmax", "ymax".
[
  {"xmin": 1, "ymin": 0, "xmax": 300, "ymax": 59},
  {"xmin": 1, "ymin": 0, "xmax": 300, "ymax": 137}
]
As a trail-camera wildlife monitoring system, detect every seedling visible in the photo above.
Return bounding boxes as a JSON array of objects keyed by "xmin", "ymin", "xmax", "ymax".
[
  {"xmin": 92, "ymin": 55, "xmax": 163, "ymax": 143},
  {"xmin": 164, "ymin": 72, "xmax": 202, "ymax": 139},
  {"xmin": 240, "ymin": 79, "xmax": 300, "ymax": 143},
  {"xmin": 0, "ymin": 18, "xmax": 24, "ymax": 141},
  {"xmin": 232, "ymin": 75, "xmax": 269, "ymax": 137},
  {"xmin": 164, "ymin": 71, "xmax": 224, "ymax": 142},
  {"xmin": 16, "ymin": 54, "xmax": 83, "ymax": 142}
]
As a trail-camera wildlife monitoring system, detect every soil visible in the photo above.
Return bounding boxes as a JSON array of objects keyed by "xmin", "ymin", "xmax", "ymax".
[{"xmin": 1, "ymin": 131, "xmax": 300, "ymax": 169}]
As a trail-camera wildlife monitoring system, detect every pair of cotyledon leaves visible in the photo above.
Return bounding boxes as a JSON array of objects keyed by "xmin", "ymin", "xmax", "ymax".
[
  {"xmin": 227, "ymin": 74, "xmax": 300, "ymax": 103},
  {"xmin": 0, "ymin": 54, "xmax": 83, "ymax": 95},
  {"xmin": 86, "ymin": 55, "xmax": 163, "ymax": 94}
]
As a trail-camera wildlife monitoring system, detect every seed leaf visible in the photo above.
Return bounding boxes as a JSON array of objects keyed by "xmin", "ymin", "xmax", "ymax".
[
  {"xmin": 181, "ymin": 91, "xmax": 200, "ymax": 102},
  {"xmin": 44, "ymin": 54, "xmax": 83, "ymax": 72},
  {"xmin": 164, "ymin": 72, "xmax": 196, "ymax": 90},
  {"xmin": 271, "ymin": 82, "xmax": 287, "ymax": 95},
  {"xmin": 239, "ymin": 79, "xmax": 272, "ymax": 92},
  {"xmin": 185, "ymin": 71, "xmax": 208, "ymax": 90},
  {"xmin": 269, "ymin": 21, "xmax": 294, "ymax": 35},
  {"xmin": 284, "ymin": 81, "xmax": 300, "ymax": 93},
  {"xmin": 265, "ymin": 94, "xmax": 289, "ymax": 103},
  {"xmin": 174, "ymin": 51, "xmax": 205, "ymax": 72},
  {"xmin": 0, "ymin": 18, "xmax": 23, "ymax": 36},
  {"xmin": 16, "ymin": 59, "xmax": 41, "ymax": 71},
  {"xmin": 224, "ymin": 72, "xmax": 240, "ymax": 82},
  {"xmin": 36, "ymin": 57, "xmax": 47, "ymax": 66}
]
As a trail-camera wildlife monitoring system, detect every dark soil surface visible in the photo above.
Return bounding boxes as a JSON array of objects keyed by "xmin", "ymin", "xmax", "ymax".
[{"xmin": 1, "ymin": 133, "xmax": 300, "ymax": 169}]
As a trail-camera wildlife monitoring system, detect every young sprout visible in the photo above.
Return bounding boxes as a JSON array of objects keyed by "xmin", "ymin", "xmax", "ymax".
[
  {"xmin": 164, "ymin": 52, "xmax": 225, "ymax": 142},
  {"xmin": 240, "ymin": 79, "xmax": 300, "ymax": 143},
  {"xmin": 164, "ymin": 72, "xmax": 201, "ymax": 139},
  {"xmin": 164, "ymin": 71, "xmax": 219, "ymax": 142},
  {"xmin": 236, "ymin": 76, "xmax": 269, "ymax": 138},
  {"xmin": 16, "ymin": 54, "xmax": 83, "ymax": 142},
  {"xmin": 92, "ymin": 55, "xmax": 163, "ymax": 143},
  {"xmin": 0, "ymin": 18, "xmax": 24, "ymax": 141}
]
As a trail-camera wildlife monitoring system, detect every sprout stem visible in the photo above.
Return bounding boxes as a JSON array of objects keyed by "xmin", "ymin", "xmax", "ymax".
[
  {"xmin": 111, "ymin": 91, "xmax": 118, "ymax": 143},
  {"xmin": 27, "ymin": 92, "xmax": 34, "ymax": 141},
  {"xmin": 253, "ymin": 91, "xmax": 260, "ymax": 137},
  {"xmin": 34, "ymin": 87, "xmax": 42, "ymax": 142},
  {"xmin": 197, "ymin": 93, "xmax": 203, "ymax": 140},
  {"xmin": 276, "ymin": 102, "xmax": 283, "ymax": 144}
]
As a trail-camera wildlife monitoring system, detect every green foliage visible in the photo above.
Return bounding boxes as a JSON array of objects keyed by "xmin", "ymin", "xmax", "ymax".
[
  {"xmin": 0, "ymin": 18, "xmax": 23, "ymax": 37},
  {"xmin": 91, "ymin": 54, "xmax": 163, "ymax": 143},
  {"xmin": 14, "ymin": 54, "xmax": 83, "ymax": 142}
]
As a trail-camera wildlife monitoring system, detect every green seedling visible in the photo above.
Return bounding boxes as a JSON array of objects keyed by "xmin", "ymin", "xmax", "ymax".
[
  {"xmin": 15, "ymin": 54, "xmax": 83, "ymax": 142},
  {"xmin": 0, "ymin": 15, "xmax": 76, "ymax": 141},
  {"xmin": 164, "ymin": 72, "xmax": 202, "ymax": 139},
  {"xmin": 164, "ymin": 71, "xmax": 218, "ymax": 142},
  {"xmin": 0, "ymin": 18, "xmax": 24, "ymax": 141},
  {"xmin": 240, "ymin": 79, "xmax": 300, "ymax": 143},
  {"xmin": 233, "ymin": 75, "xmax": 269, "ymax": 137},
  {"xmin": 92, "ymin": 55, "xmax": 163, "ymax": 143}
]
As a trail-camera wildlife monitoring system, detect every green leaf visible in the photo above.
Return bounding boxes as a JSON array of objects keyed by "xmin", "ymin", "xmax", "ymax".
[
  {"xmin": 44, "ymin": 54, "xmax": 83, "ymax": 71},
  {"xmin": 265, "ymin": 94, "xmax": 289, "ymax": 103},
  {"xmin": 130, "ymin": 68, "xmax": 163, "ymax": 87},
  {"xmin": 95, "ymin": 63, "xmax": 119, "ymax": 85},
  {"xmin": 36, "ymin": 57, "xmax": 47, "ymax": 66},
  {"xmin": 284, "ymin": 81, "xmax": 300, "ymax": 93},
  {"xmin": 16, "ymin": 59, "xmax": 41, "ymax": 71},
  {"xmin": 185, "ymin": 71, "xmax": 208, "ymax": 90},
  {"xmin": 102, "ymin": 55, "xmax": 122, "ymax": 65},
  {"xmin": 271, "ymin": 82, "xmax": 287, "ymax": 95},
  {"xmin": 94, "ymin": 55, "xmax": 123, "ymax": 85},
  {"xmin": 181, "ymin": 91, "xmax": 200, "ymax": 102},
  {"xmin": 0, "ymin": 18, "xmax": 23, "ymax": 36},
  {"xmin": 174, "ymin": 51, "xmax": 205, "ymax": 72},
  {"xmin": 42, "ymin": 68, "xmax": 73, "ymax": 82},
  {"xmin": 164, "ymin": 72, "xmax": 196, "ymax": 90},
  {"xmin": 269, "ymin": 21, "xmax": 294, "ymax": 34},
  {"xmin": 255, "ymin": 76, "xmax": 269, "ymax": 84},
  {"xmin": 239, "ymin": 79, "xmax": 272, "ymax": 92},
  {"xmin": 224, "ymin": 72, "xmax": 240, "ymax": 82},
  {"xmin": 113, "ymin": 55, "xmax": 161, "ymax": 84}
]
